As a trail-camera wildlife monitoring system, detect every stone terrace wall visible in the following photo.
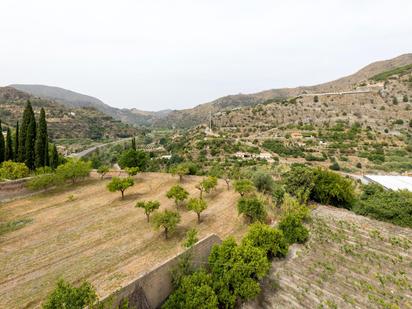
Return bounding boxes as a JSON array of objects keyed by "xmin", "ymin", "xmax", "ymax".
[
  {"xmin": 0, "ymin": 177, "xmax": 32, "ymax": 201},
  {"xmin": 98, "ymin": 234, "xmax": 222, "ymax": 309}
]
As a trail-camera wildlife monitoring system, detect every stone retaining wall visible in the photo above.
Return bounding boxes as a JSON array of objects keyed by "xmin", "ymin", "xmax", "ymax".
[{"xmin": 98, "ymin": 234, "xmax": 222, "ymax": 309}]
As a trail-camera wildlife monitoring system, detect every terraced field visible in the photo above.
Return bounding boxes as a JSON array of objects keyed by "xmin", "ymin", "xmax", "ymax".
[
  {"xmin": 0, "ymin": 173, "xmax": 245, "ymax": 308},
  {"xmin": 245, "ymin": 205, "xmax": 412, "ymax": 308}
]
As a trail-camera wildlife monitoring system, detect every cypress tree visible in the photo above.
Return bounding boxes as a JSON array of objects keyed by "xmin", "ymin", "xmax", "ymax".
[
  {"xmin": 5, "ymin": 127, "xmax": 13, "ymax": 161},
  {"xmin": 35, "ymin": 108, "xmax": 48, "ymax": 168},
  {"xmin": 0, "ymin": 120, "xmax": 5, "ymax": 164},
  {"xmin": 18, "ymin": 101, "xmax": 35, "ymax": 162},
  {"xmin": 131, "ymin": 137, "xmax": 136, "ymax": 150},
  {"xmin": 25, "ymin": 117, "xmax": 36, "ymax": 170},
  {"xmin": 50, "ymin": 144, "xmax": 59, "ymax": 169},
  {"xmin": 44, "ymin": 142, "xmax": 50, "ymax": 167},
  {"xmin": 14, "ymin": 121, "xmax": 19, "ymax": 161}
]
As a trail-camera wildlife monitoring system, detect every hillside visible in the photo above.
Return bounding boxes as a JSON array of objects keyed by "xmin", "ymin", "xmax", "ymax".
[
  {"xmin": 153, "ymin": 53, "xmax": 412, "ymax": 128},
  {"xmin": 0, "ymin": 86, "xmax": 138, "ymax": 140},
  {"xmin": 9, "ymin": 84, "xmax": 171, "ymax": 126}
]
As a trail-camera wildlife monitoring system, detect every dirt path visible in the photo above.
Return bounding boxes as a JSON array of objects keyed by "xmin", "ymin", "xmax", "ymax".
[{"xmin": 0, "ymin": 173, "xmax": 246, "ymax": 308}]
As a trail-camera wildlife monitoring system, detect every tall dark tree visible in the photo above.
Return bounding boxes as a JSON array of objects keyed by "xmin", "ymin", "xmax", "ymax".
[
  {"xmin": 44, "ymin": 142, "xmax": 50, "ymax": 167},
  {"xmin": 131, "ymin": 137, "xmax": 136, "ymax": 150},
  {"xmin": 5, "ymin": 127, "xmax": 13, "ymax": 161},
  {"xmin": 14, "ymin": 122, "xmax": 19, "ymax": 161},
  {"xmin": 0, "ymin": 120, "xmax": 5, "ymax": 164},
  {"xmin": 18, "ymin": 101, "xmax": 35, "ymax": 162},
  {"xmin": 25, "ymin": 117, "xmax": 36, "ymax": 170},
  {"xmin": 50, "ymin": 144, "xmax": 59, "ymax": 169},
  {"xmin": 35, "ymin": 108, "xmax": 49, "ymax": 168}
]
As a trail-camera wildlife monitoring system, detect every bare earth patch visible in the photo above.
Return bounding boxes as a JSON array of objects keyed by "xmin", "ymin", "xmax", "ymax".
[
  {"xmin": 0, "ymin": 173, "xmax": 246, "ymax": 308},
  {"xmin": 243, "ymin": 205, "xmax": 412, "ymax": 309}
]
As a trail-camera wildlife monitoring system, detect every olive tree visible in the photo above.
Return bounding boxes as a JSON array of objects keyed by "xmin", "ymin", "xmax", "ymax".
[
  {"xmin": 187, "ymin": 198, "xmax": 208, "ymax": 223},
  {"xmin": 170, "ymin": 163, "xmax": 190, "ymax": 182},
  {"xmin": 135, "ymin": 200, "xmax": 160, "ymax": 222},
  {"xmin": 196, "ymin": 176, "xmax": 218, "ymax": 199},
  {"xmin": 152, "ymin": 209, "xmax": 181, "ymax": 239},
  {"xmin": 107, "ymin": 177, "xmax": 134, "ymax": 199},
  {"xmin": 97, "ymin": 165, "xmax": 109, "ymax": 179},
  {"xmin": 166, "ymin": 185, "xmax": 189, "ymax": 208}
]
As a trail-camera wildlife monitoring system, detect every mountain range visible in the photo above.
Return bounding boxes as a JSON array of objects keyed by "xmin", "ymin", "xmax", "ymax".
[{"xmin": 7, "ymin": 53, "xmax": 412, "ymax": 129}]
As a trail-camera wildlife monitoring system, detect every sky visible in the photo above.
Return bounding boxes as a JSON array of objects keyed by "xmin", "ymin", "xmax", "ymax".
[{"xmin": 0, "ymin": 1, "xmax": 411, "ymax": 111}]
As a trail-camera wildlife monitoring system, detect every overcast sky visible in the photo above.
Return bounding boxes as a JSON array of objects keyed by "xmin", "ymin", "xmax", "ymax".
[{"xmin": 1, "ymin": 1, "xmax": 411, "ymax": 111}]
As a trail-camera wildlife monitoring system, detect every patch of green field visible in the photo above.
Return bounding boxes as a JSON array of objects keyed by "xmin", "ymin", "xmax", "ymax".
[{"xmin": 0, "ymin": 218, "xmax": 33, "ymax": 236}]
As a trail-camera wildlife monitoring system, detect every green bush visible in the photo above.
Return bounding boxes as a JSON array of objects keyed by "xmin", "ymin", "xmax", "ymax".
[
  {"xmin": 237, "ymin": 196, "xmax": 267, "ymax": 223},
  {"xmin": 56, "ymin": 159, "xmax": 91, "ymax": 184},
  {"xmin": 27, "ymin": 173, "xmax": 63, "ymax": 190},
  {"xmin": 0, "ymin": 161, "xmax": 30, "ymax": 180},
  {"xmin": 253, "ymin": 172, "xmax": 274, "ymax": 194},
  {"xmin": 353, "ymin": 184, "xmax": 412, "ymax": 228},
  {"xmin": 242, "ymin": 223, "xmax": 288, "ymax": 258},
  {"xmin": 278, "ymin": 213, "xmax": 309, "ymax": 244},
  {"xmin": 311, "ymin": 169, "xmax": 355, "ymax": 209},
  {"xmin": 208, "ymin": 238, "xmax": 270, "ymax": 308},
  {"xmin": 118, "ymin": 149, "xmax": 149, "ymax": 171},
  {"xmin": 283, "ymin": 165, "xmax": 316, "ymax": 204},
  {"xmin": 42, "ymin": 278, "xmax": 97, "ymax": 309},
  {"xmin": 162, "ymin": 270, "xmax": 218, "ymax": 309}
]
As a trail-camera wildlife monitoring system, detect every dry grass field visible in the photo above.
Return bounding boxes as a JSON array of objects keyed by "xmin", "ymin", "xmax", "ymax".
[
  {"xmin": 244, "ymin": 205, "xmax": 412, "ymax": 309},
  {"xmin": 0, "ymin": 173, "xmax": 246, "ymax": 309}
]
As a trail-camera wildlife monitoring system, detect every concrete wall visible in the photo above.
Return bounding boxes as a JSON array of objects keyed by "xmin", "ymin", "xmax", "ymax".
[{"xmin": 98, "ymin": 234, "xmax": 222, "ymax": 309}]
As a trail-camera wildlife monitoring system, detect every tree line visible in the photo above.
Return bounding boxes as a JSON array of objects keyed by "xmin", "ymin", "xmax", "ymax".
[{"xmin": 0, "ymin": 101, "xmax": 59, "ymax": 171}]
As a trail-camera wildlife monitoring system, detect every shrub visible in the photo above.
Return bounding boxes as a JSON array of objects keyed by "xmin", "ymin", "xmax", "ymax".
[
  {"xmin": 27, "ymin": 173, "xmax": 63, "ymax": 190},
  {"xmin": 125, "ymin": 166, "xmax": 139, "ymax": 176},
  {"xmin": 42, "ymin": 278, "xmax": 97, "ymax": 309},
  {"xmin": 183, "ymin": 228, "xmax": 198, "ymax": 248},
  {"xmin": 272, "ymin": 183, "xmax": 285, "ymax": 207},
  {"xmin": 283, "ymin": 165, "xmax": 316, "ymax": 204},
  {"xmin": 253, "ymin": 172, "xmax": 274, "ymax": 194},
  {"xmin": 280, "ymin": 194, "xmax": 310, "ymax": 221},
  {"xmin": 353, "ymin": 185, "xmax": 412, "ymax": 228},
  {"xmin": 56, "ymin": 159, "xmax": 91, "ymax": 184},
  {"xmin": 278, "ymin": 213, "xmax": 309, "ymax": 244},
  {"xmin": 329, "ymin": 161, "xmax": 340, "ymax": 171},
  {"xmin": 242, "ymin": 223, "xmax": 288, "ymax": 258},
  {"xmin": 162, "ymin": 270, "xmax": 218, "ymax": 309},
  {"xmin": 237, "ymin": 196, "xmax": 267, "ymax": 223},
  {"xmin": 311, "ymin": 168, "xmax": 355, "ymax": 209},
  {"xmin": 118, "ymin": 149, "xmax": 149, "ymax": 171},
  {"xmin": 208, "ymin": 238, "xmax": 270, "ymax": 308},
  {"xmin": 0, "ymin": 161, "xmax": 30, "ymax": 180}
]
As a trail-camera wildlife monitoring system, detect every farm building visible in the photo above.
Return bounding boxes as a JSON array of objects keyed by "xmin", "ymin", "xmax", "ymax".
[{"xmin": 363, "ymin": 175, "xmax": 412, "ymax": 191}]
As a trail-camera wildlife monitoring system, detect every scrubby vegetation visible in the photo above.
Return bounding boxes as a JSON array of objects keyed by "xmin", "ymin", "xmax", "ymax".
[{"xmin": 354, "ymin": 184, "xmax": 412, "ymax": 228}]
